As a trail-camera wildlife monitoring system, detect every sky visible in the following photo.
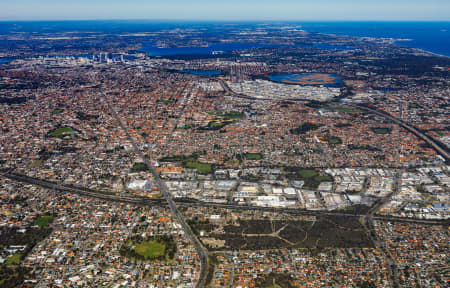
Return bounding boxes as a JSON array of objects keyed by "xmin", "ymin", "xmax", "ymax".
[{"xmin": 1, "ymin": 0, "xmax": 449, "ymax": 21}]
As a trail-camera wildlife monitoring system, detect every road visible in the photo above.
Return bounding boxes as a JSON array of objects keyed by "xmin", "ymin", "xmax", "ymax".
[
  {"xmin": 350, "ymin": 104, "xmax": 449, "ymax": 163},
  {"xmin": 363, "ymin": 169, "xmax": 404, "ymax": 288},
  {"xmin": 100, "ymin": 92, "xmax": 209, "ymax": 288},
  {"xmin": 220, "ymin": 81, "xmax": 449, "ymax": 163},
  {"xmin": 228, "ymin": 255, "xmax": 235, "ymax": 288},
  {"xmin": 1, "ymin": 170, "xmax": 447, "ymax": 226}
]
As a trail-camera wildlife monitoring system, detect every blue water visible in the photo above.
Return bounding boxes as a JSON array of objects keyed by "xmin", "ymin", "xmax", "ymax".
[
  {"xmin": 179, "ymin": 70, "xmax": 222, "ymax": 76},
  {"xmin": 298, "ymin": 22, "xmax": 450, "ymax": 57},
  {"xmin": 0, "ymin": 21, "xmax": 448, "ymax": 57},
  {"xmin": 270, "ymin": 73, "xmax": 343, "ymax": 87},
  {"xmin": 141, "ymin": 42, "xmax": 276, "ymax": 56},
  {"xmin": 0, "ymin": 58, "xmax": 12, "ymax": 65}
]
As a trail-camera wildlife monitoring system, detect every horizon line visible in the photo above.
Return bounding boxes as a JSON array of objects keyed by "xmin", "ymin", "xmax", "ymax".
[{"xmin": 0, "ymin": 18, "xmax": 449, "ymax": 23}]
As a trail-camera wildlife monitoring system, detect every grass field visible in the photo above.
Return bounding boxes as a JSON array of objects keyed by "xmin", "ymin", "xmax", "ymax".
[
  {"xmin": 327, "ymin": 105, "xmax": 361, "ymax": 113},
  {"xmin": 159, "ymin": 154, "xmax": 212, "ymax": 174},
  {"xmin": 185, "ymin": 161, "xmax": 212, "ymax": 174},
  {"xmin": 34, "ymin": 215, "xmax": 54, "ymax": 227},
  {"xmin": 208, "ymin": 111, "xmax": 243, "ymax": 119},
  {"xmin": 244, "ymin": 153, "xmax": 263, "ymax": 160},
  {"xmin": 157, "ymin": 99, "xmax": 173, "ymax": 104},
  {"xmin": 225, "ymin": 159, "xmax": 240, "ymax": 165},
  {"xmin": 135, "ymin": 240, "xmax": 166, "ymax": 259},
  {"xmin": 314, "ymin": 175, "xmax": 333, "ymax": 183},
  {"xmin": 160, "ymin": 154, "xmax": 197, "ymax": 162},
  {"xmin": 131, "ymin": 163, "xmax": 149, "ymax": 172},
  {"xmin": 371, "ymin": 127, "xmax": 391, "ymax": 135},
  {"xmin": 179, "ymin": 124, "xmax": 193, "ymax": 129},
  {"xmin": 297, "ymin": 169, "xmax": 317, "ymax": 178},
  {"xmin": 120, "ymin": 235, "xmax": 176, "ymax": 261},
  {"xmin": 326, "ymin": 136, "xmax": 343, "ymax": 145},
  {"xmin": 5, "ymin": 253, "xmax": 22, "ymax": 266},
  {"xmin": 207, "ymin": 121, "xmax": 227, "ymax": 129},
  {"xmin": 48, "ymin": 127, "xmax": 75, "ymax": 137},
  {"xmin": 434, "ymin": 130, "xmax": 444, "ymax": 136}
]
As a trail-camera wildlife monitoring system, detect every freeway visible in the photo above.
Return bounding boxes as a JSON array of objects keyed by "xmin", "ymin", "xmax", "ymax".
[
  {"xmin": 100, "ymin": 92, "xmax": 210, "ymax": 288},
  {"xmin": 220, "ymin": 80, "xmax": 449, "ymax": 163},
  {"xmin": 218, "ymin": 79, "xmax": 272, "ymax": 101},
  {"xmin": 220, "ymin": 78, "xmax": 449, "ymax": 163},
  {"xmin": 2, "ymin": 170, "xmax": 447, "ymax": 226},
  {"xmin": 350, "ymin": 104, "xmax": 449, "ymax": 163}
]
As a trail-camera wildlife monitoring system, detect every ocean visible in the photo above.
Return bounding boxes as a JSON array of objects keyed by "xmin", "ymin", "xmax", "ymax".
[
  {"xmin": 0, "ymin": 21, "xmax": 448, "ymax": 57},
  {"xmin": 297, "ymin": 22, "xmax": 450, "ymax": 57},
  {"xmin": 0, "ymin": 58, "xmax": 12, "ymax": 65}
]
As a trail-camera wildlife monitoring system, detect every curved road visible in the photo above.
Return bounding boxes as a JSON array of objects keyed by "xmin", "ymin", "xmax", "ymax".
[{"xmin": 351, "ymin": 104, "xmax": 449, "ymax": 163}]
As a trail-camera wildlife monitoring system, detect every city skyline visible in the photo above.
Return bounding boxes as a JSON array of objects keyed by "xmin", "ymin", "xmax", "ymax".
[{"xmin": 1, "ymin": 0, "xmax": 450, "ymax": 21}]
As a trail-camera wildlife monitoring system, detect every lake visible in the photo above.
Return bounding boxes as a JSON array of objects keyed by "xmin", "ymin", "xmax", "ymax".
[{"xmin": 270, "ymin": 73, "xmax": 342, "ymax": 87}]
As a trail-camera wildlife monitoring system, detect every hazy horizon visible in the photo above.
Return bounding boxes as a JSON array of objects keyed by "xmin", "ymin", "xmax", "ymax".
[
  {"xmin": 1, "ymin": 19, "xmax": 450, "ymax": 23},
  {"xmin": 1, "ymin": 0, "xmax": 449, "ymax": 21}
]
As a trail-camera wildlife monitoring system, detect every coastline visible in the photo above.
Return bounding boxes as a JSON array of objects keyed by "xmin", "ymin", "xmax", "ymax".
[
  {"xmin": 417, "ymin": 49, "xmax": 450, "ymax": 58},
  {"xmin": 392, "ymin": 41, "xmax": 450, "ymax": 58},
  {"xmin": 303, "ymin": 23, "xmax": 450, "ymax": 59},
  {"xmin": 319, "ymin": 32, "xmax": 450, "ymax": 58}
]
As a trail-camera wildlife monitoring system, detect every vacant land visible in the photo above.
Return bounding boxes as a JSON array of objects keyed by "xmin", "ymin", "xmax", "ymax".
[
  {"xmin": 0, "ymin": 266, "xmax": 30, "ymax": 288},
  {"xmin": 254, "ymin": 273, "xmax": 296, "ymax": 288},
  {"xmin": 0, "ymin": 227, "xmax": 52, "ymax": 287},
  {"xmin": 192, "ymin": 216, "xmax": 372, "ymax": 251}
]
